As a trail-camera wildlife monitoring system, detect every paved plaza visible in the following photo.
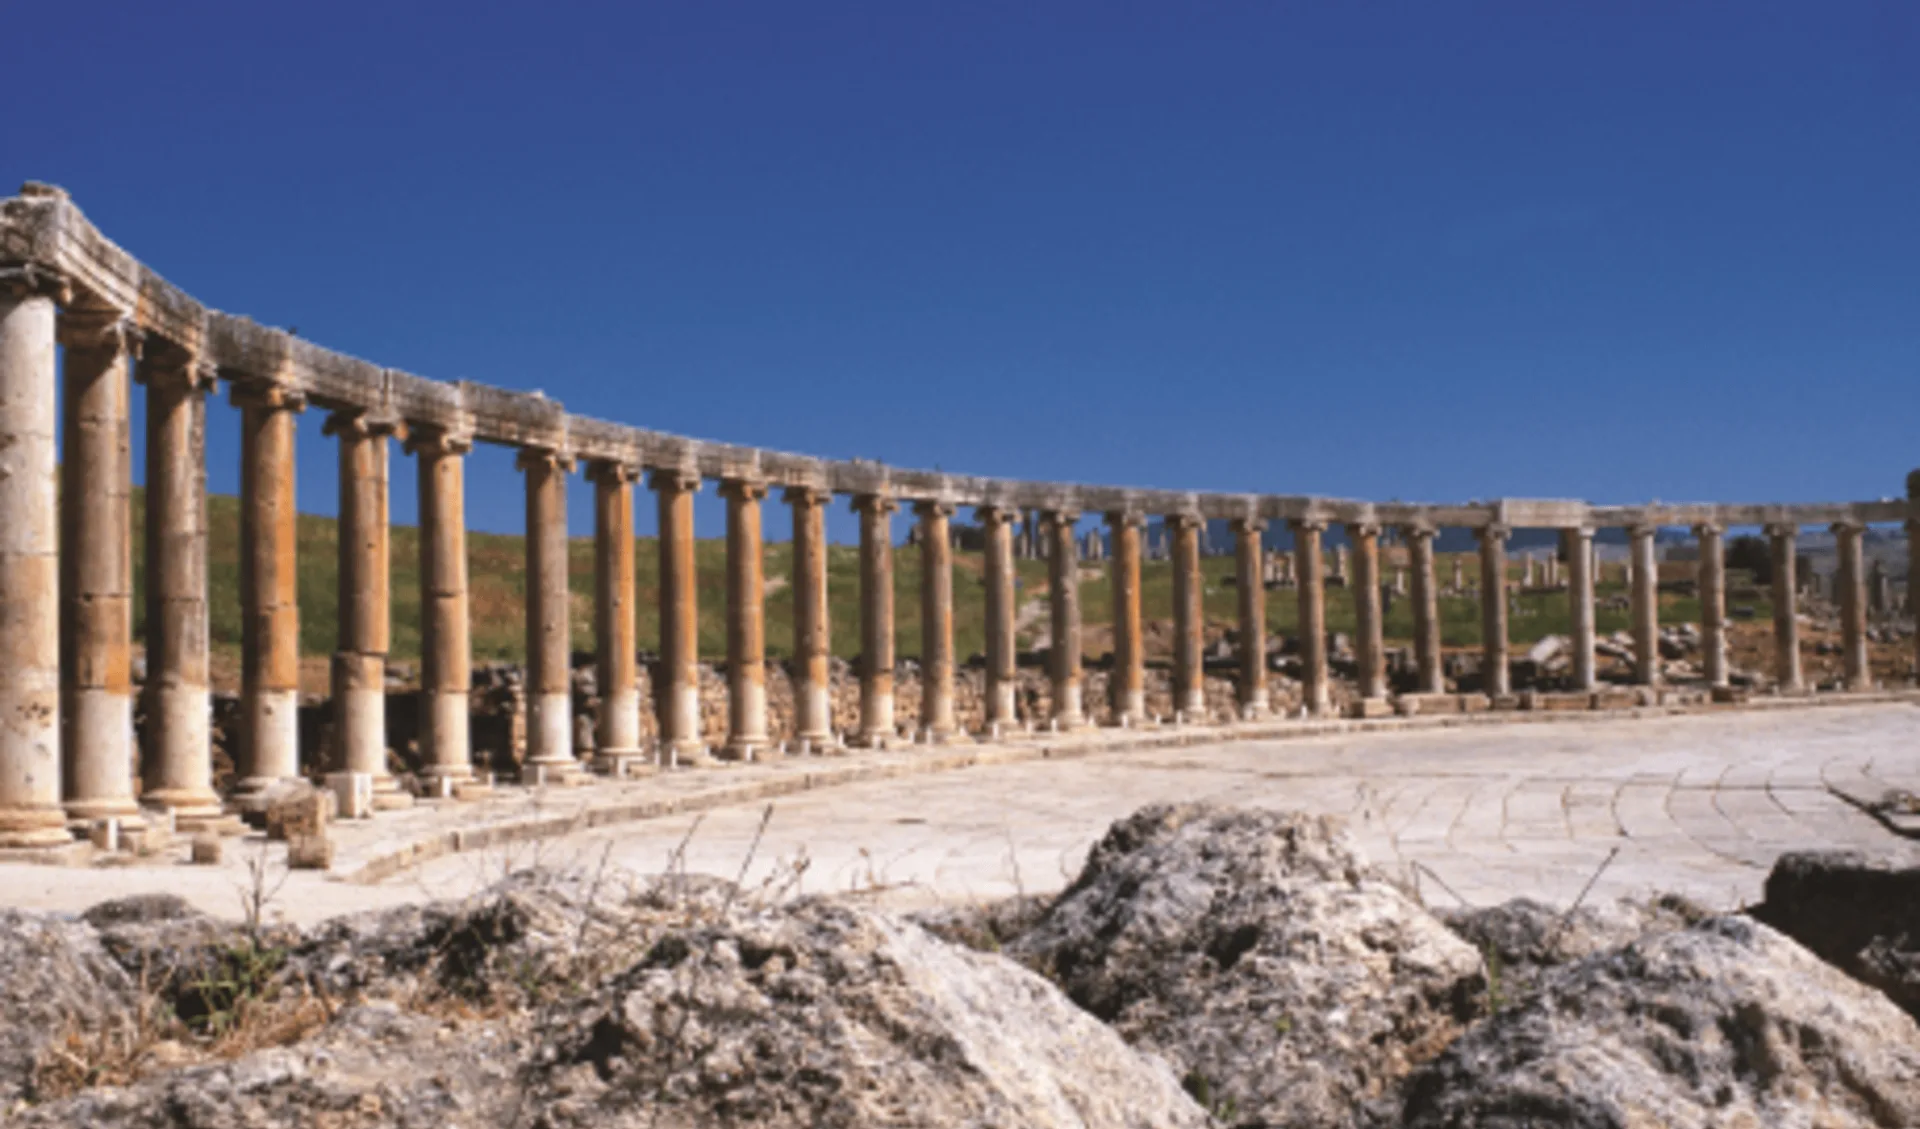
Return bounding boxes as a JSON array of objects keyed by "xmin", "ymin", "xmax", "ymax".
[{"xmin": 2, "ymin": 701, "xmax": 1916, "ymax": 925}]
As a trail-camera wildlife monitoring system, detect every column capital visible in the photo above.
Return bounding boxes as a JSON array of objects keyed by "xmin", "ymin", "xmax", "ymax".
[
  {"xmin": 1398, "ymin": 523, "xmax": 1438, "ymax": 543},
  {"xmin": 0, "ymin": 263, "xmax": 71, "ymax": 304},
  {"xmin": 584, "ymin": 458, "xmax": 642, "ymax": 486},
  {"xmin": 912, "ymin": 498, "xmax": 956, "ymax": 519},
  {"xmin": 1344, "ymin": 520, "xmax": 1381, "ymax": 539},
  {"xmin": 977, "ymin": 502, "xmax": 1019, "ymax": 525},
  {"xmin": 1042, "ymin": 508, "xmax": 1081, "ymax": 530},
  {"xmin": 782, "ymin": 483, "xmax": 832, "ymax": 507},
  {"xmin": 1166, "ymin": 512, "xmax": 1205, "ymax": 531},
  {"xmin": 1830, "ymin": 518, "xmax": 1867, "ymax": 536},
  {"xmin": 1106, "ymin": 510, "xmax": 1147, "ymax": 530},
  {"xmin": 56, "ymin": 308, "xmax": 140, "ymax": 354},
  {"xmin": 1690, "ymin": 521, "xmax": 1723, "ymax": 538},
  {"xmin": 514, "ymin": 446, "xmax": 576, "ymax": 475},
  {"xmin": 1289, "ymin": 518, "xmax": 1327, "ymax": 535},
  {"xmin": 136, "ymin": 353, "xmax": 218, "ymax": 395},
  {"xmin": 718, "ymin": 477, "xmax": 769, "ymax": 503},
  {"xmin": 1229, "ymin": 515, "xmax": 1268, "ymax": 535},
  {"xmin": 403, "ymin": 423, "xmax": 473, "ymax": 457},
  {"xmin": 1627, "ymin": 521, "xmax": 1660, "ymax": 539},
  {"xmin": 322, "ymin": 407, "xmax": 404, "ymax": 441},
  {"xmin": 1765, "ymin": 522, "xmax": 1799, "ymax": 540},
  {"xmin": 1476, "ymin": 523, "xmax": 1511, "ymax": 544},
  {"xmin": 851, "ymin": 492, "xmax": 897, "ymax": 517},
  {"xmin": 647, "ymin": 466, "xmax": 702, "ymax": 494},
  {"xmin": 228, "ymin": 380, "xmax": 307, "ymax": 414}
]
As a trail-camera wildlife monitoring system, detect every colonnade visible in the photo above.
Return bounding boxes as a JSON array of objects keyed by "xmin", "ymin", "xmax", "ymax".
[{"xmin": 0, "ymin": 181, "xmax": 1911, "ymax": 849}]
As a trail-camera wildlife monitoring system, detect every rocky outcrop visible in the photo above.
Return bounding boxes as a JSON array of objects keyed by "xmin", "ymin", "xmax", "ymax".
[
  {"xmin": 1010, "ymin": 804, "xmax": 1486, "ymax": 1129},
  {"xmin": 1438, "ymin": 893, "xmax": 1706, "ymax": 1000},
  {"xmin": 1395, "ymin": 915, "xmax": 1920, "ymax": 1129},
  {"xmin": 0, "ymin": 909, "xmax": 140, "ymax": 1108},
  {"xmin": 1754, "ymin": 849, "xmax": 1920, "ymax": 1021}
]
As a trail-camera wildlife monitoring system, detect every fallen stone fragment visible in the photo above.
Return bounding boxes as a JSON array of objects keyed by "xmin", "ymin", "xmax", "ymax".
[{"xmin": 1753, "ymin": 848, "xmax": 1920, "ymax": 1020}]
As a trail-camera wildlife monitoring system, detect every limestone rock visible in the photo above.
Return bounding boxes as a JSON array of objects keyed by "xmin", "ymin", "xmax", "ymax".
[
  {"xmin": 1439, "ymin": 894, "xmax": 1707, "ymax": 999},
  {"xmin": 1754, "ymin": 849, "xmax": 1920, "ymax": 1021},
  {"xmin": 1395, "ymin": 916, "xmax": 1920, "ymax": 1128},
  {"xmin": 0, "ymin": 910, "xmax": 138, "ymax": 1108},
  {"xmin": 1009, "ymin": 804, "xmax": 1486, "ymax": 1129}
]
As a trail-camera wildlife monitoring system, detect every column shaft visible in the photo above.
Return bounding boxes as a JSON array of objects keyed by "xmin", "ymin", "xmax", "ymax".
[
  {"xmin": 1107, "ymin": 513, "xmax": 1146, "ymax": 724},
  {"xmin": 1046, "ymin": 510, "xmax": 1085, "ymax": 727},
  {"xmin": 1406, "ymin": 527, "xmax": 1444, "ymax": 694},
  {"xmin": 982, "ymin": 507, "xmax": 1019, "ymax": 728},
  {"xmin": 59, "ymin": 315, "xmax": 140, "ymax": 827},
  {"xmin": 520, "ymin": 449, "xmax": 577, "ymax": 776},
  {"xmin": 1170, "ymin": 515, "xmax": 1205, "ymax": 718},
  {"xmin": 1477, "ymin": 525, "xmax": 1511, "ymax": 697},
  {"xmin": 326, "ymin": 410, "xmax": 405, "ymax": 806},
  {"xmin": 1565, "ymin": 527, "xmax": 1597, "ymax": 691},
  {"xmin": 1768, "ymin": 525, "xmax": 1803, "ymax": 691},
  {"xmin": 1349, "ymin": 522, "xmax": 1385, "ymax": 700},
  {"xmin": 0, "ymin": 274, "xmax": 67, "ymax": 846},
  {"xmin": 723, "ymin": 480, "xmax": 770, "ymax": 758},
  {"xmin": 652, "ymin": 470, "xmax": 705, "ymax": 762},
  {"xmin": 785, "ymin": 487, "xmax": 833, "ymax": 748},
  {"xmin": 412, "ymin": 429, "xmax": 474, "ymax": 786},
  {"xmin": 591, "ymin": 462, "xmax": 644, "ymax": 764},
  {"xmin": 917, "ymin": 501, "xmax": 959, "ymax": 740},
  {"xmin": 233, "ymin": 384, "xmax": 304, "ymax": 793},
  {"xmin": 853, "ymin": 494, "xmax": 897, "ymax": 745},
  {"xmin": 1694, "ymin": 524, "xmax": 1727, "ymax": 688},
  {"xmin": 1233, "ymin": 517, "xmax": 1269, "ymax": 716},
  {"xmin": 1835, "ymin": 521, "xmax": 1870, "ymax": 691},
  {"xmin": 1629, "ymin": 525, "xmax": 1660, "ymax": 685},
  {"xmin": 1292, "ymin": 520, "xmax": 1329, "ymax": 713}
]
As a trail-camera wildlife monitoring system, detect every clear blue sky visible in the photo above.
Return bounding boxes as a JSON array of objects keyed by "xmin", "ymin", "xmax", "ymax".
[{"xmin": 8, "ymin": 3, "xmax": 1918, "ymax": 542}]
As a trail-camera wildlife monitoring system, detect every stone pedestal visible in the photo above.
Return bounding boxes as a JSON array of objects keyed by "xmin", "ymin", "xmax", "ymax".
[
  {"xmin": 652, "ymin": 470, "xmax": 706, "ymax": 763},
  {"xmin": 1405, "ymin": 526, "xmax": 1444, "ymax": 695},
  {"xmin": 1169, "ymin": 514, "xmax": 1206, "ymax": 719},
  {"xmin": 853, "ymin": 494, "xmax": 897, "ymax": 747},
  {"xmin": 1348, "ymin": 521, "xmax": 1385, "ymax": 701},
  {"xmin": 326, "ymin": 410, "xmax": 409, "ymax": 809},
  {"xmin": 1694, "ymin": 523, "xmax": 1727, "ymax": 688},
  {"xmin": 723, "ymin": 480, "xmax": 771, "ymax": 759},
  {"xmin": 232, "ymin": 382, "xmax": 305, "ymax": 799},
  {"xmin": 1291, "ymin": 519, "xmax": 1329, "ymax": 714},
  {"xmin": 916, "ymin": 501, "xmax": 961, "ymax": 742},
  {"xmin": 981, "ymin": 506, "xmax": 1020, "ymax": 731},
  {"xmin": 1046, "ymin": 510, "xmax": 1086, "ymax": 728},
  {"xmin": 1476, "ymin": 524, "xmax": 1511, "ymax": 697},
  {"xmin": 520, "ymin": 448, "xmax": 579, "ymax": 779},
  {"xmin": 1564, "ymin": 527, "xmax": 1597, "ymax": 692},
  {"xmin": 1629, "ymin": 524, "xmax": 1660, "ymax": 685},
  {"xmin": 590, "ymin": 461, "xmax": 646, "ymax": 769},
  {"xmin": 1834, "ymin": 521, "xmax": 1871, "ymax": 691},
  {"xmin": 1107, "ymin": 512, "xmax": 1147, "ymax": 724},
  {"xmin": 785, "ymin": 487, "xmax": 834, "ymax": 749},
  {"xmin": 1768, "ymin": 524, "xmax": 1803, "ymax": 691},
  {"xmin": 410, "ymin": 427, "xmax": 475, "ymax": 790}
]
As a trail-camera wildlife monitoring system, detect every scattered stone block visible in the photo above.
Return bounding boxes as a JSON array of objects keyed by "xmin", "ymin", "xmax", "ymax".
[
  {"xmin": 286, "ymin": 833, "xmax": 335, "ymax": 871},
  {"xmin": 265, "ymin": 786, "xmax": 329, "ymax": 842},
  {"xmin": 190, "ymin": 834, "xmax": 223, "ymax": 866},
  {"xmin": 88, "ymin": 819, "xmax": 120, "ymax": 852},
  {"xmin": 1348, "ymin": 698, "xmax": 1393, "ymax": 719},
  {"xmin": 326, "ymin": 772, "xmax": 375, "ymax": 820}
]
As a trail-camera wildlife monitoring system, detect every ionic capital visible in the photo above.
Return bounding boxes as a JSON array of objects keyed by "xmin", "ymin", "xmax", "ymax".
[
  {"xmin": 913, "ymin": 499, "xmax": 956, "ymax": 520},
  {"xmin": 0, "ymin": 263, "xmax": 71, "ymax": 305},
  {"xmin": 1289, "ymin": 518, "xmax": 1327, "ymax": 535},
  {"xmin": 1166, "ymin": 512, "xmax": 1205, "ymax": 532},
  {"xmin": 1627, "ymin": 522, "xmax": 1659, "ymax": 540},
  {"xmin": 585, "ymin": 458, "xmax": 643, "ymax": 487},
  {"xmin": 1690, "ymin": 522, "xmax": 1723, "ymax": 539},
  {"xmin": 135, "ymin": 353, "xmax": 218, "ymax": 396},
  {"xmin": 647, "ymin": 467, "xmax": 702, "ymax": 495},
  {"xmin": 1105, "ymin": 510, "xmax": 1147, "ymax": 530},
  {"xmin": 782, "ymin": 484, "xmax": 832, "ymax": 508},
  {"xmin": 228, "ymin": 380, "xmax": 307, "ymax": 414},
  {"xmin": 1830, "ymin": 518, "xmax": 1867, "ymax": 537},
  {"xmin": 1344, "ymin": 520, "xmax": 1381, "ymax": 540},
  {"xmin": 719, "ymin": 477, "xmax": 769, "ymax": 503},
  {"xmin": 1042, "ymin": 508, "xmax": 1081, "ymax": 531},
  {"xmin": 1230, "ymin": 515, "xmax": 1268, "ymax": 536},
  {"xmin": 851, "ymin": 492, "xmax": 897, "ymax": 517},
  {"xmin": 56, "ymin": 308, "xmax": 140, "ymax": 355},
  {"xmin": 976, "ymin": 503, "xmax": 1020, "ymax": 526},
  {"xmin": 1476, "ymin": 523, "xmax": 1511, "ymax": 544},
  {"xmin": 515, "ymin": 446, "xmax": 576, "ymax": 475},
  {"xmin": 1398, "ymin": 523, "xmax": 1438, "ymax": 544},
  {"xmin": 404, "ymin": 424, "xmax": 473, "ymax": 458},
  {"xmin": 1764, "ymin": 522, "xmax": 1799, "ymax": 541},
  {"xmin": 322, "ymin": 408, "xmax": 404, "ymax": 441}
]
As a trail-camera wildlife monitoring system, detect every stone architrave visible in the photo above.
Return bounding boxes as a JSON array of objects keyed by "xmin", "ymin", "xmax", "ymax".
[
  {"xmin": 231, "ymin": 380, "xmax": 305, "ymax": 798},
  {"xmin": 1292, "ymin": 519, "xmax": 1330, "ymax": 714},
  {"xmin": 852, "ymin": 493, "xmax": 898, "ymax": 746},
  {"xmin": 409, "ymin": 426, "xmax": 477, "ymax": 791},
  {"xmin": 1476, "ymin": 524, "xmax": 1511, "ymax": 697},
  {"xmin": 325, "ymin": 408, "xmax": 408, "ymax": 808},
  {"xmin": 1768, "ymin": 524, "xmax": 1804, "ymax": 692},
  {"xmin": 785, "ymin": 486, "xmax": 834, "ymax": 749},
  {"xmin": 1046, "ymin": 509, "xmax": 1086, "ymax": 728},
  {"xmin": 1232, "ymin": 517, "xmax": 1269, "ymax": 716},
  {"xmin": 722, "ymin": 479, "xmax": 771, "ymax": 759},
  {"xmin": 652, "ymin": 469, "xmax": 706, "ymax": 763},
  {"xmin": 519, "ymin": 447, "xmax": 579, "ymax": 780}
]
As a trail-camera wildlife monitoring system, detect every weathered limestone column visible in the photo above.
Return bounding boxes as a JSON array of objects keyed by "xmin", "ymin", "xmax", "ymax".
[
  {"xmin": 652, "ymin": 469, "xmax": 706, "ymax": 764},
  {"xmin": 785, "ymin": 487, "xmax": 834, "ymax": 750},
  {"xmin": 1767, "ymin": 524, "xmax": 1803, "ymax": 691},
  {"xmin": 0, "ymin": 267, "xmax": 66, "ymax": 846},
  {"xmin": 916, "ymin": 500, "xmax": 960, "ymax": 742},
  {"xmin": 137, "ymin": 351, "xmax": 225, "ymax": 828},
  {"xmin": 1834, "ymin": 520, "xmax": 1871, "ymax": 691},
  {"xmin": 852, "ymin": 494, "xmax": 897, "ymax": 746},
  {"xmin": 1694, "ymin": 523, "xmax": 1727, "ymax": 688},
  {"xmin": 519, "ymin": 448, "xmax": 578, "ymax": 779},
  {"xmin": 1291, "ymin": 519, "xmax": 1330, "ymax": 714},
  {"xmin": 1564, "ymin": 526, "xmax": 1597, "ymax": 692},
  {"xmin": 1232, "ymin": 517, "xmax": 1268, "ymax": 716},
  {"xmin": 1629, "ymin": 523, "xmax": 1660, "ymax": 686},
  {"xmin": 981, "ymin": 505, "xmax": 1020, "ymax": 730},
  {"xmin": 1106, "ymin": 512, "xmax": 1146, "ymax": 724},
  {"xmin": 1476, "ymin": 524, "xmax": 1511, "ymax": 697},
  {"xmin": 232, "ymin": 382, "xmax": 305, "ymax": 796},
  {"xmin": 1046, "ymin": 509, "xmax": 1086, "ymax": 728},
  {"xmin": 1169, "ymin": 514, "xmax": 1206, "ymax": 720},
  {"xmin": 324, "ymin": 410, "xmax": 408, "ymax": 808},
  {"xmin": 59, "ymin": 313, "xmax": 142, "ymax": 829},
  {"xmin": 589, "ymin": 461, "xmax": 644, "ymax": 767},
  {"xmin": 721, "ymin": 479, "xmax": 770, "ymax": 759},
  {"xmin": 1405, "ymin": 525, "xmax": 1444, "ymax": 694},
  {"xmin": 410, "ymin": 427, "xmax": 475, "ymax": 789},
  {"xmin": 1349, "ymin": 521, "xmax": 1386, "ymax": 702}
]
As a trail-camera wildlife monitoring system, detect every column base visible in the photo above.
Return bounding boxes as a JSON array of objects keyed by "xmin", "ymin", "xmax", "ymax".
[
  {"xmin": 918, "ymin": 726, "xmax": 971, "ymax": 746},
  {"xmin": 141, "ymin": 788, "xmax": 244, "ymax": 836},
  {"xmin": 0, "ymin": 807, "xmax": 75, "ymax": 849},
  {"xmin": 595, "ymin": 747, "xmax": 657, "ymax": 777},
  {"xmin": 661, "ymin": 739, "xmax": 712, "ymax": 768},
  {"xmin": 371, "ymin": 777, "xmax": 415, "ymax": 811},
  {"xmin": 520, "ymin": 758, "xmax": 588, "ymax": 787},
  {"xmin": 64, "ymin": 797, "xmax": 147, "ymax": 833},
  {"xmin": 720, "ymin": 738, "xmax": 769, "ymax": 763},
  {"xmin": 789, "ymin": 730, "xmax": 836, "ymax": 756},
  {"xmin": 1346, "ymin": 698, "xmax": 1394, "ymax": 720}
]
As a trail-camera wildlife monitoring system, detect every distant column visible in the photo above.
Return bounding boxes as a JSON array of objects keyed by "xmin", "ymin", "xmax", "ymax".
[
  {"xmin": 1108, "ymin": 512, "xmax": 1146, "ymax": 724},
  {"xmin": 1629, "ymin": 523, "xmax": 1660, "ymax": 686},
  {"xmin": 1476, "ymin": 524, "xmax": 1511, "ymax": 697},
  {"xmin": 325, "ymin": 408, "xmax": 407, "ymax": 807},
  {"xmin": 785, "ymin": 486, "xmax": 834, "ymax": 750},
  {"xmin": 232, "ymin": 382, "xmax": 305, "ymax": 796},
  {"xmin": 590, "ymin": 460, "xmax": 644, "ymax": 767},
  {"xmin": 1694, "ymin": 523, "xmax": 1727, "ymax": 688},
  {"xmin": 981, "ymin": 505, "xmax": 1020, "ymax": 730},
  {"xmin": 137, "ymin": 350, "xmax": 225, "ymax": 827},
  {"xmin": 853, "ymin": 493, "xmax": 897, "ymax": 746},
  {"xmin": 59, "ymin": 312, "xmax": 142, "ymax": 829},
  {"xmin": 722, "ymin": 479, "xmax": 770, "ymax": 758},
  {"xmin": 1170, "ymin": 514, "xmax": 1206, "ymax": 719},
  {"xmin": 410, "ymin": 426, "xmax": 475, "ymax": 789},
  {"xmin": 652, "ymin": 469, "xmax": 706, "ymax": 763},
  {"xmin": 1349, "ymin": 521, "xmax": 1386, "ymax": 701},
  {"xmin": 916, "ymin": 500, "xmax": 960, "ymax": 742},
  {"xmin": 1565, "ymin": 526, "xmax": 1597, "ymax": 692},
  {"xmin": 1232, "ymin": 517, "xmax": 1269, "ymax": 716},
  {"xmin": 1046, "ymin": 509, "xmax": 1086, "ymax": 728},
  {"xmin": 519, "ymin": 447, "xmax": 578, "ymax": 779},
  {"xmin": 0, "ymin": 267, "xmax": 66, "ymax": 847},
  {"xmin": 1405, "ymin": 526, "xmax": 1444, "ymax": 694},
  {"xmin": 1834, "ymin": 520, "xmax": 1871, "ymax": 691},
  {"xmin": 1767, "ymin": 523, "xmax": 1803, "ymax": 691},
  {"xmin": 1291, "ymin": 519, "xmax": 1329, "ymax": 714}
]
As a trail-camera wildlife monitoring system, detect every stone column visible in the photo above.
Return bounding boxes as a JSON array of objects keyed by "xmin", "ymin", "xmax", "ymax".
[
  {"xmin": 232, "ymin": 382, "xmax": 305, "ymax": 796},
  {"xmin": 1476, "ymin": 524, "xmax": 1511, "ymax": 698},
  {"xmin": 58, "ymin": 313, "xmax": 141, "ymax": 829},
  {"xmin": 137, "ymin": 351, "xmax": 225, "ymax": 828},
  {"xmin": 1106, "ymin": 512, "xmax": 1146, "ymax": 724},
  {"xmin": 1291, "ymin": 519, "xmax": 1329, "ymax": 714},
  {"xmin": 719, "ymin": 479, "xmax": 770, "ymax": 759},
  {"xmin": 589, "ymin": 461, "xmax": 644, "ymax": 767},
  {"xmin": 0, "ymin": 268, "xmax": 66, "ymax": 847},
  {"xmin": 916, "ymin": 500, "xmax": 960, "ymax": 741},
  {"xmin": 1349, "ymin": 521, "xmax": 1386, "ymax": 701},
  {"xmin": 323, "ymin": 410, "xmax": 408, "ymax": 808},
  {"xmin": 981, "ymin": 505, "xmax": 1020, "ymax": 730},
  {"xmin": 1565, "ymin": 527, "xmax": 1597, "ymax": 692},
  {"xmin": 1629, "ymin": 523, "xmax": 1660, "ymax": 685},
  {"xmin": 1170, "ymin": 514, "xmax": 1206, "ymax": 720},
  {"xmin": 785, "ymin": 487, "xmax": 834, "ymax": 750},
  {"xmin": 1694, "ymin": 523, "xmax": 1727, "ymax": 688},
  {"xmin": 519, "ymin": 448, "xmax": 578, "ymax": 779},
  {"xmin": 1405, "ymin": 526, "xmax": 1444, "ymax": 694},
  {"xmin": 652, "ymin": 469, "xmax": 705, "ymax": 764},
  {"xmin": 1767, "ymin": 524, "xmax": 1803, "ymax": 691},
  {"xmin": 852, "ymin": 494, "xmax": 897, "ymax": 746},
  {"xmin": 1046, "ymin": 509, "xmax": 1086, "ymax": 728},
  {"xmin": 1834, "ymin": 520, "xmax": 1871, "ymax": 691},
  {"xmin": 1232, "ymin": 517, "xmax": 1269, "ymax": 716},
  {"xmin": 410, "ymin": 427, "xmax": 475, "ymax": 789}
]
